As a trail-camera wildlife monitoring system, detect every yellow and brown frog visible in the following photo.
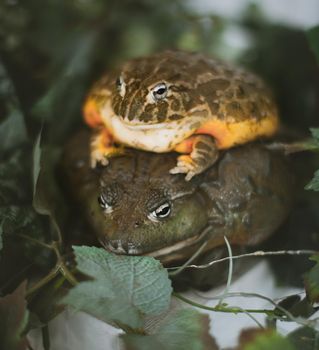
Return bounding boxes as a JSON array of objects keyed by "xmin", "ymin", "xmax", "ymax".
[{"xmin": 84, "ymin": 50, "xmax": 279, "ymax": 180}]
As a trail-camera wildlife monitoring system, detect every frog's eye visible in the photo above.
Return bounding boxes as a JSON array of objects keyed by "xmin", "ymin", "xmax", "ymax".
[
  {"xmin": 116, "ymin": 76, "xmax": 126, "ymax": 97},
  {"xmin": 148, "ymin": 202, "xmax": 171, "ymax": 221},
  {"xmin": 152, "ymin": 83, "xmax": 168, "ymax": 101},
  {"xmin": 98, "ymin": 194, "xmax": 113, "ymax": 213}
]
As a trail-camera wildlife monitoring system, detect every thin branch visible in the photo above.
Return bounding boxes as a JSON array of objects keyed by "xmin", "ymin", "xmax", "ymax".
[
  {"xmin": 16, "ymin": 233, "xmax": 53, "ymax": 250},
  {"xmin": 173, "ymin": 292, "xmax": 273, "ymax": 315},
  {"xmin": 217, "ymin": 236, "xmax": 233, "ymax": 307},
  {"xmin": 58, "ymin": 261, "xmax": 78, "ymax": 286},
  {"xmin": 265, "ymin": 140, "xmax": 319, "ymax": 154},
  {"xmin": 174, "ymin": 291, "xmax": 318, "ymax": 328},
  {"xmin": 52, "ymin": 243, "xmax": 78, "ymax": 286},
  {"xmin": 26, "ymin": 265, "xmax": 60, "ymax": 297},
  {"xmin": 227, "ymin": 304, "xmax": 265, "ymax": 329},
  {"xmin": 168, "ymin": 241, "xmax": 208, "ymax": 276},
  {"xmin": 167, "ymin": 249, "xmax": 317, "ymax": 271}
]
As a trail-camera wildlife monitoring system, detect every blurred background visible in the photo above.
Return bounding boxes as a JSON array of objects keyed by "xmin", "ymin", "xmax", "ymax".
[
  {"xmin": 190, "ymin": 0, "xmax": 319, "ymax": 28},
  {"xmin": 1, "ymin": 1, "xmax": 319, "ymax": 348}
]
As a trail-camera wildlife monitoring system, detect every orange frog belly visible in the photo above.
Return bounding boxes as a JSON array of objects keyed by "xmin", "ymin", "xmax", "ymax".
[{"xmin": 195, "ymin": 115, "xmax": 279, "ymax": 149}]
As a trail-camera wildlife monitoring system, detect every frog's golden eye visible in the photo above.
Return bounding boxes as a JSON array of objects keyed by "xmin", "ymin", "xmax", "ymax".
[
  {"xmin": 152, "ymin": 83, "xmax": 168, "ymax": 101},
  {"xmin": 116, "ymin": 76, "xmax": 126, "ymax": 97},
  {"xmin": 148, "ymin": 202, "xmax": 171, "ymax": 222},
  {"xmin": 98, "ymin": 194, "xmax": 113, "ymax": 213}
]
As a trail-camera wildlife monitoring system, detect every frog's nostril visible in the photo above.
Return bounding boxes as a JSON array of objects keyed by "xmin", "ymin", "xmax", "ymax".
[
  {"xmin": 109, "ymin": 240, "xmax": 118, "ymax": 249},
  {"xmin": 134, "ymin": 221, "xmax": 140, "ymax": 228},
  {"xmin": 108, "ymin": 239, "xmax": 128, "ymax": 254}
]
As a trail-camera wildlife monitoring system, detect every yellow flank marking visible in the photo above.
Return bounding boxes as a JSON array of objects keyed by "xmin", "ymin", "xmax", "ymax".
[
  {"xmin": 83, "ymin": 98, "xmax": 103, "ymax": 127},
  {"xmin": 174, "ymin": 136, "xmax": 197, "ymax": 153},
  {"xmin": 196, "ymin": 115, "xmax": 279, "ymax": 149},
  {"xmin": 177, "ymin": 155, "xmax": 193, "ymax": 164}
]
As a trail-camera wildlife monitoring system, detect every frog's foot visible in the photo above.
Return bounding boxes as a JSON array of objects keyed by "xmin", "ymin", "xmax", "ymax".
[
  {"xmin": 90, "ymin": 146, "xmax": 125, "ymax": 168},
  {"xmin": 170, "ymin": 135, "xmax": 219, "ymax": 181},
  {"xmin": 90, "ymin": 128, "xmax": 125, "ymax": 168}
]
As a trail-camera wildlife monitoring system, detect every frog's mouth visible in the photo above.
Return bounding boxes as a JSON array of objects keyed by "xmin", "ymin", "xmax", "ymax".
[
  {"xmin": 101, "ymin": 225, "xmax": 211, "ymax": 259},
  {"xmin": 123, "ymin": 121, "xmax": 170, "ymax": 130},
  {"xmin": 146, "ymin": 225, "xmax": 212, "ymax": 259}
]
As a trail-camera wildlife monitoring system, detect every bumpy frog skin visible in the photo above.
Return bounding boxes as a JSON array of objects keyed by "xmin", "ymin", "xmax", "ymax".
[
  {"xmin": 62, "ymin": 131, "xmax": 293, "ymax": 266},
  {"xmin": 84, "ymin": 50, "xmax": 279, "ymax": 180}
]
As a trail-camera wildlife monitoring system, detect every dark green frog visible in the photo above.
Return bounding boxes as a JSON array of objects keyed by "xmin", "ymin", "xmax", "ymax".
[{"xmin": 62, "ymin": 130, "xmax": 294, "ymax": 270}]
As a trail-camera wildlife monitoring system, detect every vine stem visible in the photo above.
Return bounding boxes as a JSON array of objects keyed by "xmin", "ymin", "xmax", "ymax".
[
  {"xmin": 52, "ymin": 243, "xmax": 78, "ymax": 286},
  {"xmin": 167, "ymin": 249, "xmax": 317, "ymax": 271},
  {"xmin": 24, "ymin": 240, "xmax": 78, "ymax": 297},
  {"xmin": 26, "ymin": 265, "xmax": 60, "ymax": 297},
  {"xmin": 173, "ymin": 292, "xmax": 273, "ymax": 315},
  {"xmin": 16, "ymin": 233, "xmax": 52, "ymax": 249},
  {"xmin": 174, "ymin": 291, "xmax": 318, "ymax": 328},
  {"xmin": 265, "ymin": 140, "xmax": 319, "ymax": 154},
  {"xmin": 169, "ymin": 241, "xmax": 208, "ymax": 276}
]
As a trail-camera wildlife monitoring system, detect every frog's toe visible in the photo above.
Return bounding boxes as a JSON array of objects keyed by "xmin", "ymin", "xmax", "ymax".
[
  {"xmin": 90, "ymin": 146, "xmax": 127, "ymax": 168},
  {"xmin": 90, "ymin": 150, "xmax": 110, "ymax": 168},
  {"xmin": 169, "ymin": 155, "xmax": 199, "ymax": 181},
  {"xmin": 169, "ymin": 165, "xmax": 188, "ymax": 175}
]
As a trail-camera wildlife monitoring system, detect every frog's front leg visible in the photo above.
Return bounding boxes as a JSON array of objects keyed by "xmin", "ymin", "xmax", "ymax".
[
  {"xmin": 170, "ymin": 135, "xmax": 219, "ymax": 181},
  {"xmin": 90, "ymin": 128, "xmax": 125, "ymax": 168}
]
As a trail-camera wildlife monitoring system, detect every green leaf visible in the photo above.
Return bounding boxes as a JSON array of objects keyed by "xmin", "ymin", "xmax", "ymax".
[
  {"xmin": 310, "ymin": 128, "xmax": 319, "ymax": 143},
  {"xmin": 0, "ymin": 61, "xmax": 27, "ymax": 155},
  {"xmin": 0, "ymin": 206, "xmax": 39, "ymax": 234},
  {"xmin": 0, "ymin": 109, "xmax": 28, "ymax": 155},
  {"xmin": 304, "ymin": 254, "xmax": 319, "ymax": 303},
  {"xmin": 0, "ymin": 220, "xmax": 3, "ymax": 252},
  {"xmin": 239, "ymin": 329, "xmax": 296, "ymax": 350},
  {"xmin": 0, "ymin": 143, "xmax": 52, "ymax": 270},
  {"xmin": 307, "ymin": 26, "xmax": 319, "ymax": 63},
  {"xmin": 62, "ymin": 246, "xmax": 172, "ymax": 329},
  {"xmin": 122, "ymin": 308, "xmax": 218, "ymax": 350},
  {"xmin": 288, "ymin": 327, "xmax": 319, "ymax": 350},
  {"xmin": 0, "ymin": 149, "xmax": 31, "ymax": 204},
  {"xmin": 32, "ymin": 131, "xmax": 42, "ymax": 198},
  {"xmin": 0, "ymin": 281, "xmax": 29, "ymax": 350},
  {"xmin": 32, "ymin": 143, "xmax": 64, "ymax": 242},
  {"xmin": 305, "ymin": 128, "xmax": 319, "ymax": 191},
  {"xmin": 274, "ymin": 295, "xmax": 316, "ymax": 319}
]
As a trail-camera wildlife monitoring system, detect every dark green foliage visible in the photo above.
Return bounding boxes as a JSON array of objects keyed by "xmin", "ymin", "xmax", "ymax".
[
  {"xmin": 240, "ymin": 14, "xmax": 319, "ymax": 130},
  {"xmin": 307, "ymin": 26, "xmax": 319, "ymax": 62},
  {"xmin": 274, "ymin": 295, "xmax": 316, "ymax": 320},
  {"xmin": 305, "ymin": 128, "xmax": 319, "ymax": 191},
  {"xmin": 0, "ymin": 62, "xmax": 27, "ymax": 154},
  {"xmin": 0, "ymin": 282, "xmax": 29, "ymax": 350},
  {"xmin": 305, "ymin": 170, "xmax": 319, "ymax": 192},
  {"xmin": 304, "ymin": 255, "xmax": 319, "ymax": 303},
  {"xmin": 288, "ymin": 327, "xmax": 319, "ymax": 350},
  {"xmin": 239, "ymin": 329, "xmax": 296, "ymax": 350}
]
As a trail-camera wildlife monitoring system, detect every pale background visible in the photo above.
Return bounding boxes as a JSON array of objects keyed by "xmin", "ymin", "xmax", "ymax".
[{"xmin": 189, "ymin": 0, "xmax": 319, "ymax": 28}]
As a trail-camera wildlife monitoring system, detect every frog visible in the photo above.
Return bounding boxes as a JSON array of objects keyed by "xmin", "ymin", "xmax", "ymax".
[
  {"xmin": 83, "ymin": 50, "xmax": 279, "ymax": 180},
  {"xmin": 62, "ymin": 131, "xmax": 293, "ymax": 274}
]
